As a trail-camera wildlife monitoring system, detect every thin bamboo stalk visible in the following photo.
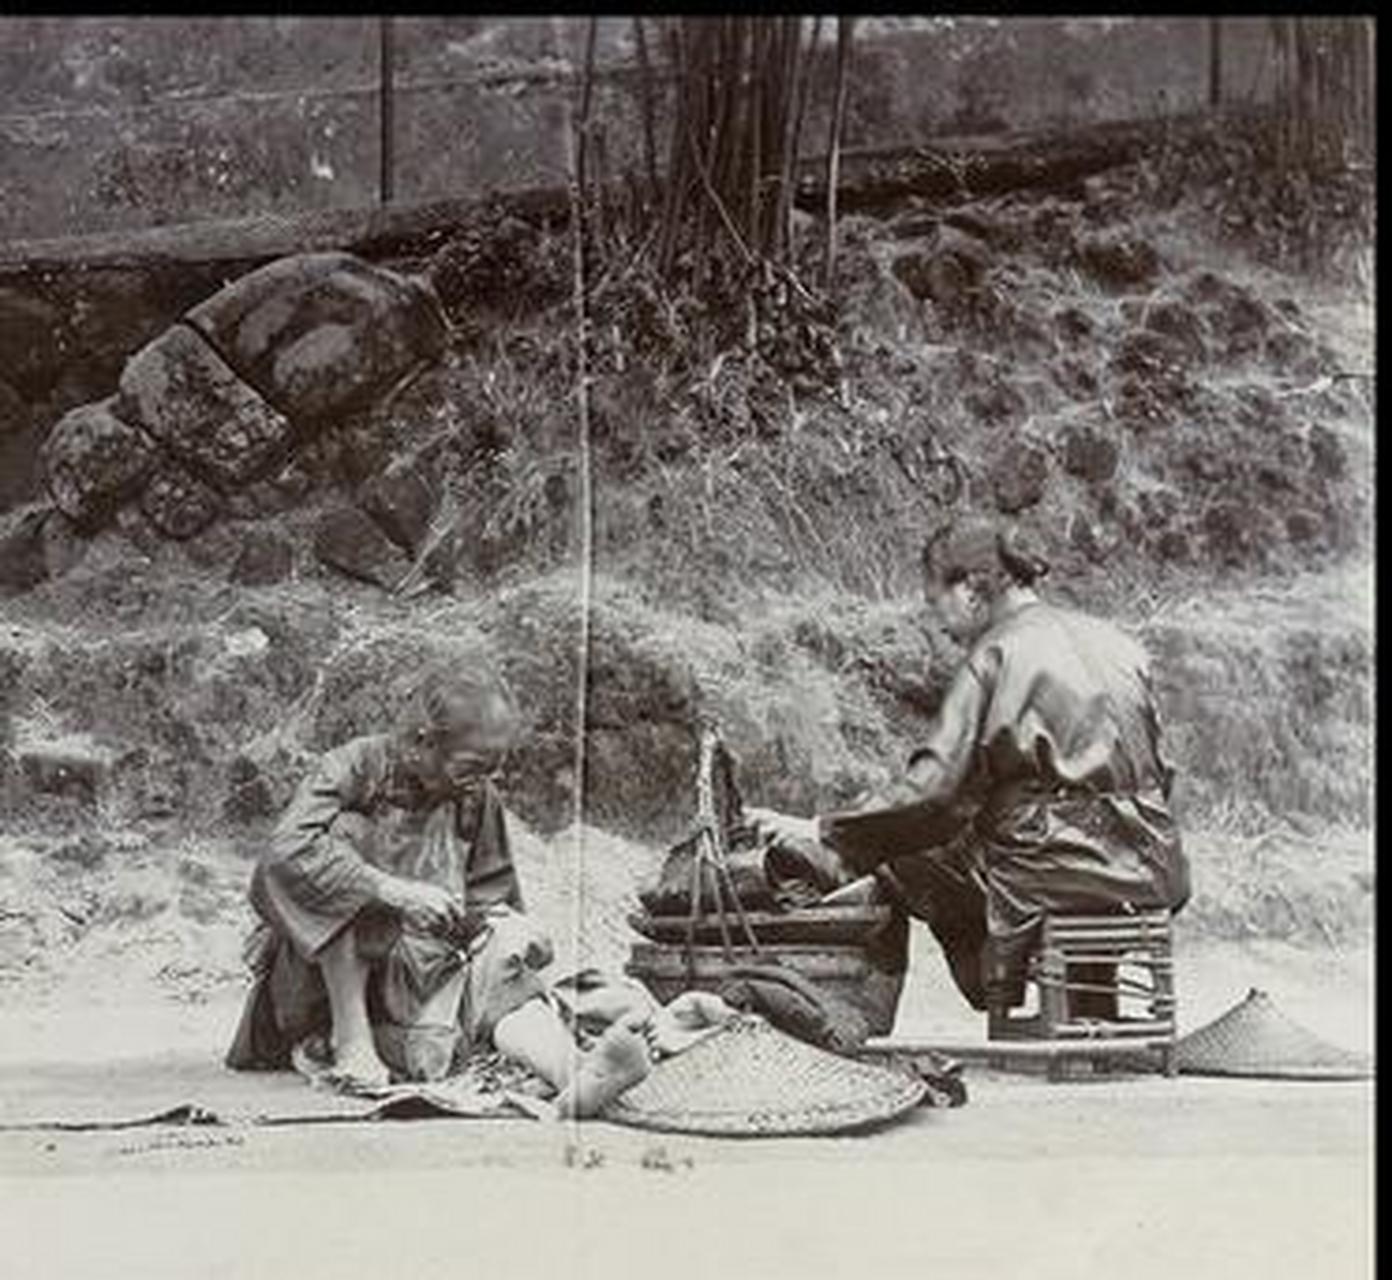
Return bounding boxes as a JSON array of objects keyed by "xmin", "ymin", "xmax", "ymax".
[
  {"xmin": 632, "ymin": 17, "xmax": 661, "ymax": 201},
  {"xmin": 823, "ymin": 17, "xmax": 854, "ymax": 288}
]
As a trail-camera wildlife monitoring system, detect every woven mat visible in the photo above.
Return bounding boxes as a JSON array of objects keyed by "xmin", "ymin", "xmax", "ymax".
[
  {"xmin": 0, "ymin": 1049, "xmax": 551, "ymax": 1132},
  {"xmin": 1176, "ymin": 988, "xmax": 1373, "ymax": 1080},
  {"xmin": 602, "ymin": 1015, "xmax": 927, "ymax": 1136}
]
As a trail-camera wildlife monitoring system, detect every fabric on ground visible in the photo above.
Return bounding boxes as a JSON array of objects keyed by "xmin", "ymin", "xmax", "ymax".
[{"xmin": 0, "ymin": 1048, "xmax": 555, "ymax": 1132}]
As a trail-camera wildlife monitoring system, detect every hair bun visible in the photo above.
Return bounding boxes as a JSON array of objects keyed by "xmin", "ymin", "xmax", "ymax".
[{"xmin": 996, "ymin": 524, "xmax": 1050, "ymax": 585}]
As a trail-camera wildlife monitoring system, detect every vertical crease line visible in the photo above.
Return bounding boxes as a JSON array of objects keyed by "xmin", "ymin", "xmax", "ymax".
[{"xmin": 559, "ymin": 15, "xmax": 597, "ymax": 1151}]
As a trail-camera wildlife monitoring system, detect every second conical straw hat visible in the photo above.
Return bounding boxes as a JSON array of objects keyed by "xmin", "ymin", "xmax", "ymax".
[{"xmin": 1176, "ymin": 988, "xmax": 1372, "ymax": 1080}]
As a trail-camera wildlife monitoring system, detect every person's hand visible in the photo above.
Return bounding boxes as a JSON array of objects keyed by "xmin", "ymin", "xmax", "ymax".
[
  {"xmin": 379, "ymin": 877, "xmax": 466, "ymax": 938},
  {"xmin": 819, "ymin": 874, "xmax": 885, "ymax": 907},
  {"xmin": 743, "ymin": 806, "xmax": 819, "ymax": 849}
]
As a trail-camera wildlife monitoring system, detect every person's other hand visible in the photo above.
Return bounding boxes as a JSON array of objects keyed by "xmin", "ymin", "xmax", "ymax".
[
  {"xmin": 819, "ymin": 874, "xmax": 885, "ymax": 907},
  {"xmin": 381, "ymin": 878, "xmax": 466, "ymax": 937},
  {"xmin": 744, "ymin": 806, "xmax": 819, "ymax": 849}
]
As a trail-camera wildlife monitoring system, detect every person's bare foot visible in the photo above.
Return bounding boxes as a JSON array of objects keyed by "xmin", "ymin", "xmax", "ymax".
[
  {"xmin": 556, "ymin": 1023, "xmax": 651, "ymax": 1118},
  {"xmin": 327, "ymin": 1038, "xmax": 392, "ymax": 1092},
  {"xmin": 638, "ymin": 991, "xmax": 737, "ymax": 1059}
]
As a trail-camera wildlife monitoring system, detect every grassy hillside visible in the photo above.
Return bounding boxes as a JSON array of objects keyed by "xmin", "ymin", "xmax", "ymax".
[{"xmin": 0, "ymin": 125, "xmax": 1374, "ymax": 1014}]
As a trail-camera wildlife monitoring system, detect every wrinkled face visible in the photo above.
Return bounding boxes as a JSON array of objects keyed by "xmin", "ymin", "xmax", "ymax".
[{"xmin": 402, "ymin": 695, "xmax": 518, "ymax": 796}]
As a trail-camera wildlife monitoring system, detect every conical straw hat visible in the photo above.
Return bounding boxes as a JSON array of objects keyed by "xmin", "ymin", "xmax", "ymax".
[
  {"xmin": 1176, "ymin": 988, "xmax": 1372, "ymax": 1080},
  {"xmin": 602, "ymin": 1015, "xmax": 927, "ymax": 1136}
]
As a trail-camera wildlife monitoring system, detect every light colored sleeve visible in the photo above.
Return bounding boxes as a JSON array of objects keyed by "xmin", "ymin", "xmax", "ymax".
[{"xmin": 254, "ymin": 738, "xmax": 392, "ymax": 957}]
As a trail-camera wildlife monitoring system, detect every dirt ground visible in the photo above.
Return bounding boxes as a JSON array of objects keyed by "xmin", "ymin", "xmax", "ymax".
[
  {"xmin": 0, "ymin": 1063, "xmax": 1372, "ymax": 1280},
  {"xmin": 0, "ymin": 924, "xmax": 1373, "ymax": 1279}
]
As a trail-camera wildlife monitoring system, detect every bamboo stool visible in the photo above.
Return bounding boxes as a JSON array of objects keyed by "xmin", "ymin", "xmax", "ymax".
[{"xmin": 987, "ymin": 909, "xmax": 1178, "ymax": 1079}]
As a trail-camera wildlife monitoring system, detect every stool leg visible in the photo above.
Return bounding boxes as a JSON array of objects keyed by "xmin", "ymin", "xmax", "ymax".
[{"xmin": 1037, "ymin": 946, "xmax": 1067, "ymax": 1035}]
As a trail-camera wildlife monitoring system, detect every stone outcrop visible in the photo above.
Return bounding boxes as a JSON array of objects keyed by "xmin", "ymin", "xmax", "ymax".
[
  {"xmin": 118, "ymin": 324, "xmax": 293, "ymax": 490},
  {"xmin": 186, "ymin": 252, "xmax": 448, "ymax": 424},
  {"xmin": 23, "ymin": 251, "xmax": 449, "ymax": 591},
  {"xmin": 39, "ymin": 398, "xmax": 156, "ymax": 527}
]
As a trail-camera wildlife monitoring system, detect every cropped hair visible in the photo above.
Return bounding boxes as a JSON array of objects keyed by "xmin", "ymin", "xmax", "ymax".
[{"xmin": 397, "ymin": 666, "xmax": 519, "ymax": 742}]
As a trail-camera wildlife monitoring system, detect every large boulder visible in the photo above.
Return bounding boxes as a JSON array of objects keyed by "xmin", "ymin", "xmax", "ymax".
[
  {"xmin": 185, "ymin": 252, "xmax": 448, "ymax": 427},
  {"xmin": 117, "ymin": 324, "xmax": 294, "ymax": 490},
  {"xmin": 39, "ymin": 398, "xmax": 155, "ymax": 528}
]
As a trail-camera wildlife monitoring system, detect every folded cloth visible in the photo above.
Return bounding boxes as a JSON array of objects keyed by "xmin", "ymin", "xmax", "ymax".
[{"xmin": 716, "ymin": 962, "xmax": 871, "ymax": 1055}]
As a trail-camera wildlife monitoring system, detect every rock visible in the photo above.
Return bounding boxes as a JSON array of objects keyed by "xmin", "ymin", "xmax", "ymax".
[
  {"xmin": 229, "ymin": 526, "xmax": 295, "ymax": 587},
  {"xmin": 314, "ymin": 505, "xmax": 412, "ymax": 590},
  {"xmin": 991, "ymin": 442, "xmax": 1049, "ymax": 513},
  {"xmin": 223, "ymin": 454, "xmax": 319, "ymax": 519},
  {"xmin": 1052, "ymin": 306, "xmax": 1096, "ymax": 343},
  {"xmin": 1285, "ymin": 509, "xmax": 1325, "ymax": 545},
  {"xmin": 886, "ymin": 211, "xmax": 940, "ymax": 240},
  {"xmin": 427, "ymin": 216, "xmax": 545, "ymax": 315},
  {"xmin": 1111, "ymin": 328, "xmax": 1189, "ymax": 379},
  {"xmin": 1050, "ymin": 356, "xmax": 1099, "ymax": 401},
  {"xmin": 42, "ymin": 509, "xmax": 89, "ymax": 580},
  {"xmin": 39, "ymin": 398, "xmax": 155, "ymax": 527},
  {"xmin": 1183, "ymin": 273, "xmax": 1271, "ymax": 360},
  {"xmin": 965, "ymin": 375, "xmax": 1027, "ymax": 428},
  {"xmin": 18, "ymin": 745, "xmax": 112, "ymax": 809},
  {"xmin": 942, "ymin": 208, "xmax": 1016, "ymax": 250},
  {"xmin": 357, "ymin": 457, "xmax": 440, "ymax": 554},
  {"xmin": 0, "ymin": 503, "xmax": 52, "ymax": 595},
  {"xmin": 1114, "ymin": 372, "xmax": 1189, "ymax": 433},
  {"xmin": 1202, "ymin": 500, "xmax": 1269, "ymax": 568},
  {"xmin": 1263, "ymin": 326, "xmax": 1326, "ymax": 380},
  {"xmin": 0, "ymin": 287, "xmax": 64, "ymax": 399},
  {"xmin": 890, "ymin": 227, "xmax": 993, "ymax": 313},
  {"xmin": 1074, "ymin": 231, "xmax": 1159, "ymax": 290},
  {"xmin": 139, "ymin": 463, "xmax": 224, "ymax": 541},
  {"xmin": 185, "ymin": 252, "xmax": 448, "ymax": 427},
  {"xmin": 117, "ymin": 324, "xmax": 294, "ymax": 490},
  {"xmin": 113, "ymin": 504, "xmax": 166, "ymax": 561},
  {"xmin": 1069, "ymin": 512, "xmax": 1111, "ymax": 563},
  {"xmin": 1136, "ymin": 486, "xmax": 1182, "ymax": 530},
  {"xmin": 223, "ymin": 755, "xmax": 277, "ymax": 824},
  {"xmin": 1308, "ymin": 425, "xmax": 1346, "ymax": 480},
  {"xmin": 1155, "ymin": 529, "xmax": 1190, "ymax": 562},
  {"xmin": 1059, "ymin": 424, "xmax": 1119, "ymax": 482},
  {"xmin": 1142, "ymin": 298, "xmax": 1207, "ymax": 365}
]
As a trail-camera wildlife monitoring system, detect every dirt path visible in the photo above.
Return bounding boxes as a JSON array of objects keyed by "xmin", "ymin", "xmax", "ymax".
[
  {"xmin": 0, "ymin": 927, "xmax": 1372, "ymax": 1279},
  {"xmin": 1, "ymin": 1068, "xmax": 1371, "ymax": 1280}
]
